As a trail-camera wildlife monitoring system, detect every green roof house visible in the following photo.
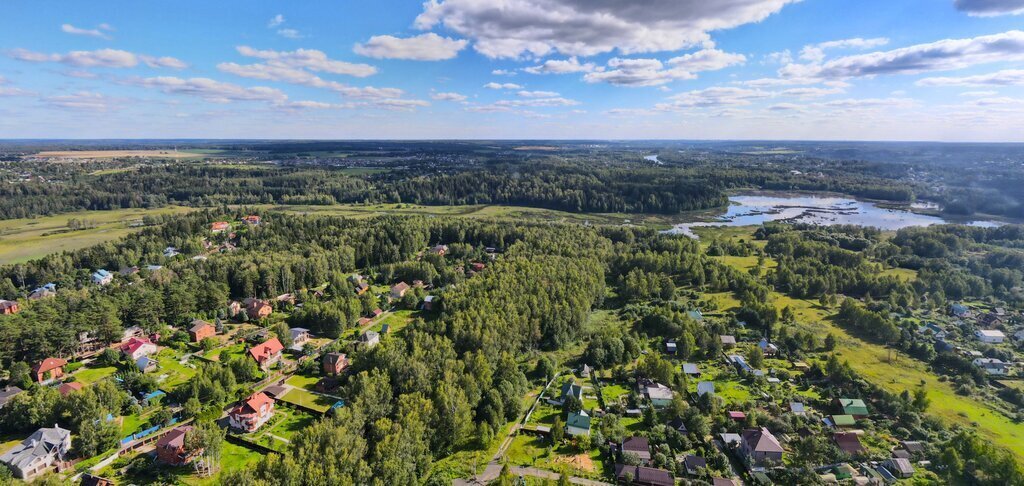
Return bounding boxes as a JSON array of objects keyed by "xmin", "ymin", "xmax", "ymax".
[
  {"xmin": 831, "ymin": 415, "xmax": 856, "ymax": 427},
  {"xmin": 837, "ymin": 398, "xmax": 868, "ymax": 418},
  {"xmin": 566, "ymin": 411, "xmax": 591, "ymax": 436}
]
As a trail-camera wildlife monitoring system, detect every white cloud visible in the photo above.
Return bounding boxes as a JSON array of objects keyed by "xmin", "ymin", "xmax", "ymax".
[
  {"xmin": 916, "ymin": 69, "xmax": 1024, "ymax": 87},
  {"xmin": 583, "ymin": 49, "xmax": 744, "ymax": 86},
  {"xmin": 8, "ymin": 48, "xmax": 186, "ymax": 69},
  {"xmin": 414, "ymin": 0, "xmax": 799, "ymax": 58},
  {"xmin": 268, "ymin": 15, "xmax": 285, "ymax": 28},
  {"xmin": 523, "ymin": 57, "xmax": 596, "ymax": 74},
  {"xmin": 492, "ymin": 69, "xmax": 516, "ymax": 76},
  {"xmin": 781, "ymin": 31, "xmax": 1024, "ymax": 80},
  {"xmin": 284, "ymin": 100, "xmax": 350, "ymax": 109},
  {"xmin": 799, "ymin": 37, "xmax": 889, "ymax": 63},
  {"xmin": 960, "ymin": 90, "xmax": 999, "ymax": 96},
  {"xmin": 484, "ymin": 82, "xmax": 523, "ymax": 89},
  {"xmin": 217, "ymin": 62, "xmax": 402, "ymax": 99},
  {"xmin": 61, "ymin": 23, "xmax": 113, "ymax": 40},
  {"xmin": 768, "ymin": 102, "xmax": 802, "ymax": 111},
  {"xmin": 517, "ymin": 90, "xmax": 560, "ymax": 98},
  {"xmin": 44, "ymin": 91, "xmax": 114, "ymax": 111},
  {"xmin": 954, "ymin": 0, "xmax": 1024, "ymax": 17},
  {"xmin": 371, "ymin": 99, "xmax": 431, "ymax": 110},
  {"xmin": 495, "ymin": 97, "xmax": 579, "ymax": 107},
  {"xmin": 0, "ymin": 80, "xmax": 33, "ymax": 96},
  {"xmin": 127, "ymin": 76, "xmax": 289, "ymax": 104},
  {"xmin": 655, "ymin": 87, "xmax": 771, "ymax": 110},
  {"xmin": 431, "ymin": 91, "xmax": 468, "ymax": 101},
  {"xmin": 823, "ymin": 97, "xmax": 916, "ymax": 108},
  {"xmin": 763, "ymin": 50, "xmax": 793, "ymax": 65},
  {"xmin": 779, "ymin": 86, "xmax": 844, "ymax": 98},
  {"xmin": 235, "ymin": 46, "xmax": 377, "ymax": 77},
  {"xmin": 277, "ymin": 29, "xmax": 304, "ymax": 40},
  {"xmin": 354, "ymin": 33, "xmax": 467, "ymax": 60},
  {"xmin": 969, "ymin": 96, "xmax": 1024, "ymax": 105}
]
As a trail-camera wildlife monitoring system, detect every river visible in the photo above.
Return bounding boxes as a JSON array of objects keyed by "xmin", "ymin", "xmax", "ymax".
[{"xmin": 665, "ymin": 194, "xmax": 1001, "ymax": 238}]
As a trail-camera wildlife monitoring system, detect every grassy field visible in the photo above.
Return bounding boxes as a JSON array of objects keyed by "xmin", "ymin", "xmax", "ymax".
[
  {"xmin": 284, "ymin": 374, "xmax": 320, "ymax": 391},
  {"xmin": 155, "ymin": 348, "xmax": 198, "ymax": 389},
  {"xmin": 702, "ymin": 229, "xmax": 1024, "ymax": 460},
  {"xmin": 0, "ymin": 206, "xmax": 193, "ymax": 264}
]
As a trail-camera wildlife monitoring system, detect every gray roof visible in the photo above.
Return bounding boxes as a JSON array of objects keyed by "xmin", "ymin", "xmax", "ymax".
[
  {"xmin": 0, "ymin": 426, "xmax": 70, "ymax": 472},
  {"xmin": 682, "ymin": 363, "xmax": 700, "ymax": 374},
  {"xmin": 697, "ymin": 381, "xmax": 715, "ymax": 396},
  {"xmin": 0, "ymin": 386, "xmax": 23, "ymax": 407}
]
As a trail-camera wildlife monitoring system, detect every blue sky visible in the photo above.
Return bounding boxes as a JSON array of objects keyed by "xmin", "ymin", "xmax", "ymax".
[{"xmin": 1, "ymin": 0, "xmax": 1023, "ymax": 140}]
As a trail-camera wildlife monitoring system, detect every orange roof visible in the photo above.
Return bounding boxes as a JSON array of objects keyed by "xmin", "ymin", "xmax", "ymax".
[
  {"xmin": 249, "ymin": 337, "xmax": 283, "ymax": 363},
  {"xmin": 211, "ymin": 221, "xmax": 230, "ymax": 230},
  {"xmin": 34, "ymin": 357, "xmax": 68, "ymax": 374},
  {"xmin": 234, "ymin": 392, "xmax": 273, "ymax": 415}
]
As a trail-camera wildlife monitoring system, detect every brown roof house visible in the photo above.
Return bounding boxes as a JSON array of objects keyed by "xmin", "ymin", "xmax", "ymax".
[
  {"xmin": 833, "ymin": 432, "xmax": 866, "ymax": 455},
  {"xmin": 740, "ymin": 427, "xmax": 784, "ymax": 470},
  {"xmin": 323, "ymin": 352, "xmax": 349, "ymax": 376},
  {"xmin": 613, "ymin": 464, "xmax": 674, "ymax": 486},
  {"xmin": 390, "ymin": 282, "xmax": 411, "ymax": 300},
  {"xmin": 189, "ymin": 319, "xmax": 217, "ymax": 343},
  {"xmin": 621, "ymin": 436, "xmax": 652, "ymax": 464},
  {"xmin": 156, "ymin": 426, "xmax": 197, "ymax": 466},
  {"xmin": 0, "ymin": 300, "xmax": 19, "ymax": 315},
  {"xmin": 249, "ymin": 337, "xmax": 284, "ymax": 370},
  {"xmin": 243, "ymin": 298, "xmax": 273, "ymax": 320}
]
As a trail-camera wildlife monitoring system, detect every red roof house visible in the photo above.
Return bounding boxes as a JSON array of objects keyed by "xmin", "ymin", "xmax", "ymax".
[
  {"xmin": 322, "ymin": 352, "xmax": 349, "ymax": 376},
  {"xmin": 243, "ymin": 298, "xmax": 273, "ymax": 320},
  {"xmin": 210, "ymin": 221, "xmax": 230, "ymax": 233},
  {"xmin": 248, "ymin": 338, "xmax": 284, "ymax": 370},
  {"xmin": 120, "ymin": 337, "xmax": 157, "ymax": 361},
  {"xmin": 33, "ymin": 357, "xmax": 68, "ymax": 383},
  {"xmin": 58, "ymin": 382, "xmax": 83, "ymax": 397},
  {"xmin": 229, "ymin": 392, "xmax": 275, "ymax": 432},
  {"xmin": 188, "ymin": 320, "xmax": 217, "ymax": 343}
]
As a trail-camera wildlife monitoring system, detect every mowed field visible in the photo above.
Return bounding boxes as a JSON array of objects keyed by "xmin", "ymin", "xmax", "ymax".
[
  {"xmin": 0, "ymin": 206, "xmax": 193, "ymax": 264},
  {"xmin": 32, "ymin": 149, "xmax": 219, "ymax": 159},
  {"xmin": 702, "ymin": 226, "xmax": 1024, "ymax": 460}
]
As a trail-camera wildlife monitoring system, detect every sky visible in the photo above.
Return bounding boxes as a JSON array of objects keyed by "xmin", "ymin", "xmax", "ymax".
[{"xmin": 1, "ymin": 0, "xmax": 1024, "ymax": 141}]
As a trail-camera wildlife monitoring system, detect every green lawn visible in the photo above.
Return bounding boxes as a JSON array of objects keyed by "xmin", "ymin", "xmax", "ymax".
[
  {"xmin": 263, "ymin": 407, "xmax": 317, "ymax": 441},
  {"xmin": 188, "ymin": 441, "xmax": 266, "ymax": 485},
  {"xmin": 75, "ymin": 365, "xmax": 119, "ymax": 385},
  {"xmin": 505, "ymin": 435, "xmax": 605, "ymax": 479},
  {"xmin": 278, "ymin": 388, "xmax": 334, "ymax": 413},
  {"xmin": 203, "ymin": 343, "xmax": 246, "ymax": 363},
  {"xmin": 284, "ymin": 374, "xmax": 320, "ymax": 391},
  {"xmin": 155, "ymin": 348, "xmax": 197, "ymax": 389}
]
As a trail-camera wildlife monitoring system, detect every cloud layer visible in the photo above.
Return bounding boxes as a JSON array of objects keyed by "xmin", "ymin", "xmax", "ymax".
[{"xmin": 414, "ymin": 0, "xmax": 798, "ymax": 58}]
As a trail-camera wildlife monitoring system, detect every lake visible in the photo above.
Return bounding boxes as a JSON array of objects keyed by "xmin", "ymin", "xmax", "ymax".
[{"xmin": 666, "ymin": 194, "xmax": 1001, "ymax": 238}]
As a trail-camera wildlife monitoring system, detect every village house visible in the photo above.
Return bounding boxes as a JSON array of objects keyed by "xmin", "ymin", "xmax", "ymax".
[
  {"xmin": 789, "ymin": 402, "xmax": 807, "ymax": 416},
  {"xmin": 566, "ymin": 411, "xmax": 591, "ymax": 436},
  {"xmin": 33, "ymin": 358, "xmax": 68, "ymax": 383},
  {"xmin": 354, "ymin": 281, "xmax": 370, "ymax": 295},
  {"xmin": 664, "ymin": 340, "xmax": 677, "ymax": 355},
  {"xmin": 830, "ymin": 415, "xmax": 856, "ymax": 428},
  {"xmin": 120, "ymin": 337, "xmax": 157, "ymax": 361},
  {"xmin": 243, "ymin": 298, "xmax": 273, "ymax": 320},
  {"xmin": 228, "ymin": 392, "xmax": 275, "ymax": 432},
  {"xmin": 0, "ymin": 299, "xmax": 19, "ymax": 315},
  {"xmin": 0, "ymin": 386, "xmax": 23, "ymax": 409},
  {"xmin": 0, "ymin": 425, "xmax": 71, "ymax": 481},
  {"xmin": 422, "ymin": 295, "xmax": 437, "ymax": 311},
  {"xmin": 758, "ymin": 338, "xmax": 779, "ymax": 356},
  {"xmin": 550, "ymin": 382, "xmax": 583, "ymax": 406},
  {"xmin": 323, "ymin": 352, "xmax": 349, "ymax": 376},
  {"xmin": 163, "ymin": 247, "xmax": 180, "ymax": 258},
  {"xmin": 91, "ymin": 269, "xmax": 113, "ymax": 286},
  {"xmin": 189, "ymin": 319, "xmax": 217, "ymax": 343},
  {"xmin": 156, "ymin": 426, "xmax": 197, "ymax": 466},
  {"xmin": 289, "ymin": 328, "xmax": 311, "ymax": 351},
  {"xmin": 973, "ymin": 357, "xmax": 1009, "ymax": 375},
  {"xmin": 949, "ymin": 303, "xmax": 970, "ymax": 318},
  {"xmin": 242, "ymin": 215, "xmax": 261, "ymax": 225},
  {"xmin": 639, "ymin": 380, "xmax": 675, "ymax": 407},
  {"xmin": 227, "ymin": 301, "xmax": 242, "ymax": 318},
  {"xmin": 429, "ymin": 244, "xmax": 448, "ymax": 256},
  {"xmin": 390, "ymin": 282, "xmax": 411, "ymax": 299},
  {"xmin": 210, "ymin": 221, "xmax": 230, "ymax": 233},
  {"xmin": 720, "ymin": 335, "xmax": 737, "ymax": 348},
  {"xmin": 975, "ymin": 329, "xmax": 1006, "ymax": 344},
  {"xmin": 248, "ymin": 337, "xmax": 284, "ymax": 370},
  {"xmin": 58, "ymin": 382, "xmax": 82, "ymax": 397},
  {"xmin": 740, "ymin": 427, "xmax": 784, "ymax": 469},
  {"xmin": 696, "ymin": 381, "xmax": 715, "ymax": 397},
  {"xmin": 136, "ymin": 356, "xmax": 157, "ymax": 373},
  {"xmin": 28, "ymin": 283, "xmax": 56, "ymax": 300},
  {"xmin": 836, "ymin": 398, "xmax": 869, "ymax": 418},
  {"xmin": 359, "ymin": 330, "xmax": 380, "ymax": 349},
  {"xmin": 683, "ymin": 455, "xmax": 707, "ymax": 476},
  {"xmin": 682, "ymin": 363, "xmax": 701, "ymax": 376},
  {"xmin": 276, "ymin": 293, "xmax": 296, "ymax": 306},
  {"xmin": 613, "ymin": 464, "xmax": 674, "ymax": 486},
  {"xmin": 621, "ymin": 436, "xmax": 652, "ymax": 464},
  {"xmin": 885, "ymin": 457, "xmax": 915, "ymax": 478},
  {"xmin": 833, "ymin": 432, "xmax": 866, "ymax": 455}
]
